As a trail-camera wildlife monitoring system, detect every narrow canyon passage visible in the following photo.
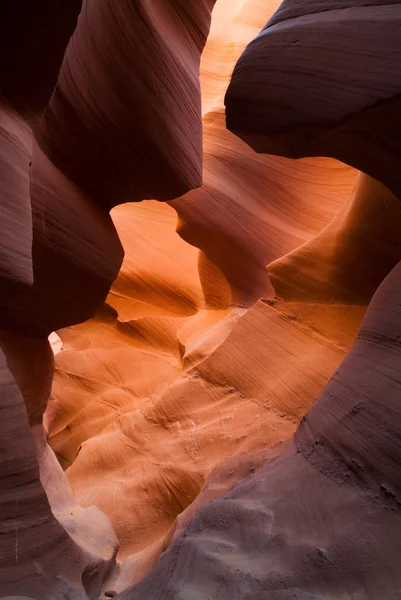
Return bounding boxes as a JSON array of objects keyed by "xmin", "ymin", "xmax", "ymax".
[{"xmin": 1, "ymin": 0, "xmax": 401, "ymax": 599}]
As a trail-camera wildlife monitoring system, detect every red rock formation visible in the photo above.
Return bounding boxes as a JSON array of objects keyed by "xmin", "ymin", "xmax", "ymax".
[
  {"xmin": 225, "ymin": 0, "xmax": 401, "ymax": 199},
  {"xmin": 2, "ymin": 0, "xmax": 401, "ymax": 598},
  {"xmin": 38, "ymin": 0, "xmax": 216, "ymax": 209},
  {"xmin": 44, "ymin": 6, "xmax": 367, "ymax": 592},
  {"xmin": 172, "ymin": 118, "xmax": 356, "ymax": 305},
  {"xmin": 269, "ymin": 173, "xmax": 401, "ymax": 304},
  {"xmin": 0, "ymin": 347, "xmax": 117, "ymax": 599},
  {"xmin": 108, "ymin": 2, "xmax": 401, "ymax": 598},
  {"xmin": 115, "ymin": 257, "xmax": 401, "ymax": 600},
  {"xmin": 0, "ymin": 102, "xmax": 33, "ymax": 299},
  {"xmin": 0, "ymin": 1, "xmax": 213, "ymax": 597}
]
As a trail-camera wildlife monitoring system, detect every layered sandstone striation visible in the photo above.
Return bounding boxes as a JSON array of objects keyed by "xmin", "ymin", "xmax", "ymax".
[
  {"xmin": 112, "ymin": 1, "xmax": 401, "ymax": 598},
  {"xmin": 39, "ymin": 0, "xmax": 216, "ymax": 208},
  {"xmin": 1, "ymin": 0, "xmax": 401, "ymax": 599},
  {"xmin": 46, "ymin": 3, "xmax": 365, "ymax": 594},
  {"xmin": 225, "ymin": 0, "xmax": 401, "ymax": 197},
  {"xmin": 1, "ymin": 1, "xmax": 213, "ymax": 598},
  {"xmin": 118, "ymin": 258, "xmax": 401, "ymax": 600}
]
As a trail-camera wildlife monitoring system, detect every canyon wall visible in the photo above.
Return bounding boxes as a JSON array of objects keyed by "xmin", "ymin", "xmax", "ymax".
[{"xmin": 1, "ymin": 0, "xmax": 401, "ymax": 599}]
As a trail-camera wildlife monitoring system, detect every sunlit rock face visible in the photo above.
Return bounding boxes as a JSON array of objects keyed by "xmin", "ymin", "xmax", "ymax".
[
  {"xmin": 118, "ymin": 2, "xmax": 401, "ymax": 599},
  {"xmin": 1, "ymin": 0, "xmax": 401, "ymax": 599}
]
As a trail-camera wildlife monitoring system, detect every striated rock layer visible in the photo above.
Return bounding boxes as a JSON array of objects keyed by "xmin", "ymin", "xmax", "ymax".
[
  {"xmin": 44, "ymin": 4, "xmax": 373, "ymax": 595},
  {"xmin": 2, "ymin": 0, "xmax": 401, "ymax": 598},
  {"xmin": 0, "ymin": 346, "xmax": 117, "ymax": 599},
  {"xmin": 39, "ymin": 0, "xmax": 216, "ymax": 209},
  {"xmin": 50, "ymin": 2, "xmax": 401, "ymax": 599},
  {"xmin": 117, "ymin": 258, "xmax": 401, "ymax": 600},
  {"xmin": 225, "ymin": 0, "xmax": 401, "ymax": 198},
  {"xmin": 111, "ymin": 1, "xmax": 401, "ymax": 598},
  {"xmin": 0, "ymin": 0, "xmax": 214, "ymax": 598}
]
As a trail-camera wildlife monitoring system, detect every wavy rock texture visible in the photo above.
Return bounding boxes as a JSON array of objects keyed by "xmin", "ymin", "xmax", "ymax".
[
  {"xmin": 45, "ymin": 1, "xmax": 398, "ymax": 597},
  {"xmin": 2, "ymin": 0, "xmax": 401, "ymax": 598},
  {"xmin": 111, "ymin": 2, "xmax": 401, "ymax": 598},
  {"xmin": 0, "ymin": 1, "xmax": 212, "ymax": 598},
  {"xmin": 225, "ymin": 0, "xmax": 401, "ymax": 198},
  {"xmin": 269, "ymin": 173, "xmax": 401, "ymax": 304},
  {"xmin": 0, "ymin": 346, "xmax": 117, "ymax": 600},
  {"xmin": 117, "ymin": 259, "xmax": 401, "ymax": 600},
  {"xmin": 39, "ymin": 0, "xmax": 216, "ymax": 209},
  {"xmin": 0, "ymin": 102, "xmax": 33, "ymax": 297}
]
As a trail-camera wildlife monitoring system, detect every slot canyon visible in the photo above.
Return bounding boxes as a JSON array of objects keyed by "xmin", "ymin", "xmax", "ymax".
[{"xmin": 1, "ymin": 0, "xmax": 401, "ymax": 598}]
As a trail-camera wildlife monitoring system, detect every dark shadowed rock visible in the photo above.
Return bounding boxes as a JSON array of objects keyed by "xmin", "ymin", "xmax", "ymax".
[{"xmin": 225, "ymin": 0, "xmax": 401, "ymax": 199}]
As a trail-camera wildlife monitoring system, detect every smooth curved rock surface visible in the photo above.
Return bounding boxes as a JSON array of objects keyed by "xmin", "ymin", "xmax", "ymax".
[
  {"xmin": 1, "ymin": 0, "xmax": 214, "ymax": 597},
  {"xmin": 225, "ymin": 0, "xmax": 401, "ymax": 199},
  {"xmin": 1, "ymin": 136, "xmax": 124, "ymax": 336},
  {"xmin": 45, "ymin": 5, "xmax": 367, "ymax": 589},
  {"xmin": 115, "ymin": 258, "xmax": 401, "ymax": 600},
  {"xmin": 172, "ymin": 120, "xmax": 357, "ymax": 305},
  {"xmin": 0, "ymin": 102, "xmax": 33, "ymax": 297},
  {"xmin": 269, "ymin": 173, "xmax": 401, "ymax": 304},
  {"xmin": 0, "ymin": 348, "xmax": 117, "ymax": 600},
  {"xmin": 38, "ymin": 0, "xmax": 216, "ymax": 209},
  {"xmin": 2, "ymin": 0, "xmax": 401, "ymax": 598}
]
